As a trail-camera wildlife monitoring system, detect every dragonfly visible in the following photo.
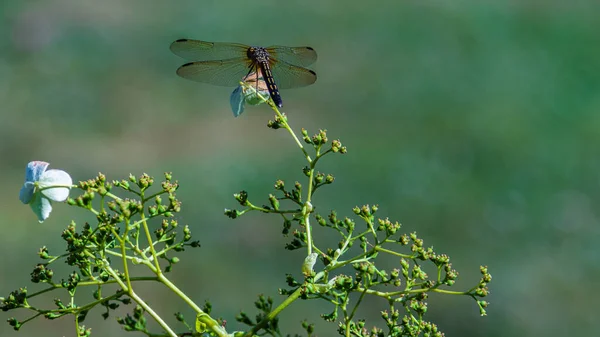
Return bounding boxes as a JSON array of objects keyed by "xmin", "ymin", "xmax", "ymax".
[{"xmin": 170, "ymin": 39, "xmax": 317, "ymax": 108}]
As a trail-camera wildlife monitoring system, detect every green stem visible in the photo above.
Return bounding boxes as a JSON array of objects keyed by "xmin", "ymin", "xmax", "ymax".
[
  {"xmin": 244, "ymin": 286, "xmax": 304, "ymax": 337},
  {"xmin": 247, "ymin": 201, "xmax": 301, "ymax": 214},
  {"xmin": 375, "ymin": 246, "xmax": 415, "ymax": 259},
  {"xmin": 139, "ymin": 189, "xmax": 162, "ymax": 272},
  {"xmin": 348, "ymin": 289, "xmax": 367, "ymax": 321},
  {"xmin": 351, "ymin": 286, "xmax": 468, "ymax": 298},
  {"xmin": 140, "ymin": 211, "xmax": 162, "ymax": 273},
  {"xmin": 100, "ymin": 258, "xmax": 178, "ymax": 337},
  {"xmin": 115, "ymin": 220, "xmax": 134, "ymax": 292},
  {"xmin": 155, "ymin": 272, "xmax": 229, "ymax": 337},
  {"xmin": 274, "ymin": 109, "xmax": 312, "ymax": 162},
  {"xmin": 269, "ymin": 104, "xmax": 315, "ymax": 256},
  {"xmin": 247, "ymin": 83, "xmax": 312, "ymax": 162},
  {"xmin": 74, "ymin": 312, "xmax": 80, "ymax": 336},
  {"xmin": 129, "ymin": 291, "xmax": 178, "ymax": 337}
]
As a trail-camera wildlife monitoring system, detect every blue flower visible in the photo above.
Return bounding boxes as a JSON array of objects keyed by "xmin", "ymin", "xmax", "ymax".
[
  {"xmin": 230, "ymin": 71, "xmax": 270, "ymax": 117},
  {"xmin": 19, "ymin": 161, "xmax": 73, "ymax": 223}
]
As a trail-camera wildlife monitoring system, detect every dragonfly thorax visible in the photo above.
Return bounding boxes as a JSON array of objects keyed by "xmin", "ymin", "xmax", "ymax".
[{"xmin": 247, "ymin": 47, "xmax": 271, "ymax": 63}]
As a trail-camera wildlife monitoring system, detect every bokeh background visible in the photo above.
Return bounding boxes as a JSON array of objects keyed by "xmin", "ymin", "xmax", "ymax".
[{"xmin": 1, "ymin": 0, "xmax": 599, "ymax": 336}]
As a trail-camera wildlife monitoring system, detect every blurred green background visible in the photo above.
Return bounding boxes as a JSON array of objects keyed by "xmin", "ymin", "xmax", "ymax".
[{"xmin": 2, "ymin": 0, "xmax": 599, "ymax": 336}]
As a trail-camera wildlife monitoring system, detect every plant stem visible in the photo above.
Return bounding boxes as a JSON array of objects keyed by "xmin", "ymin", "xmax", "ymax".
[
  {"xmin": 140, "ymin": 211, "xmax": 162, "ymax": 273},
  {"xmin": 155, "ymin": 272, "xmax": 229, "ymax": 337},
  {"xmin": 98, "ymin": 256, "xmax": 178, "ymax": 337},
  {"xmin": 244, "ymin": 286, "xmax": 304, "ymax": 337},
  {"xmin": 269, "ymin": 104, "xmax": 316, "ymax": 255}
]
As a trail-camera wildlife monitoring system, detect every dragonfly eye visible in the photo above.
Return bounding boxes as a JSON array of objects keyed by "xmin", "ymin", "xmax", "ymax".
[{"xmin": 246, "ymin": 47, "xmax": 255, "ymax": 59}]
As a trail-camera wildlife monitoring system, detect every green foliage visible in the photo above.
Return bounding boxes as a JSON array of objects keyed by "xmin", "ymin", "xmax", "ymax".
[{"xmin": 2, "ymin": 91, "xmax": 491, "ymax": 336}]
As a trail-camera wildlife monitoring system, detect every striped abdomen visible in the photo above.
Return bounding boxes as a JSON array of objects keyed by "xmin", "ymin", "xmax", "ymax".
[{"xmin": 258, "ymin": 61, "xmax": 283, "ymax": 108}]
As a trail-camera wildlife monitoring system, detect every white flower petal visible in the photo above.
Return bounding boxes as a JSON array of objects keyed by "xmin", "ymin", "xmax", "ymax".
[
  {"xmin": 19, "ymin": 181, "xmax": 35, "ymax": 204},
  {"xmin": 230, "ymin": 86, "xmax": 245, "ymax": 117},
  {"xmin": 39, "ymin": 169, "xmax": 72, "ymax": 202},
  {"xmin": 24, "ymin": 161, "xmax": 49, "ymax": 183},
  {"xmin": 29, "ymin": 193, "xmax": 52, "ymax": 223}
]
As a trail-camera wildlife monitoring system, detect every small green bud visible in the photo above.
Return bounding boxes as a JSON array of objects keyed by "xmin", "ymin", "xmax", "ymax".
[
  {"xmin": 306, "ymin": 323, "xmax": 315, "ymax": 334},
  {"xmin": 302, "ymin": 166, "xmax": 310, "ymax": 176},
  {"xmin": 367, "ymin": 263, "xmax": 376, "ymax": 275},
  {"xmin": 331, "ymin": 139, "xmax": 346, "ymax": 153},
  {"xmin": 234, "ymin": 191, "xmax": 248, "ymax": 205},
  {"xmin": 282, "ymin": 219, "xmax": 292, "ymax": 235},
  {"xmin": 8, "ymin": 317, "xmax": 21, "ymax": 329},
  {"xmin": 267, "ymin": 119, "xmax": 281, "ymax": 129},
  {"xmin": 301, "ymin": 128, "xmax": 312, "ymax": 143},
  {"xmin": 436, "ymin": 254, "xmax": 450, "ymax": 264},
  {"xmin": 318, "ymin": 129, "xmax": 328, "ymax": 143},
  {"xmin": 400, "ymin": 258, "xmax": 409, "ymax": 269},
  {"xmin": 343, "ymin": 217, "xmax": 355, "ymax": 231},
  {"xmin": 328, "ymin": 211, "xmax": 338, "ymax": 224},
  {"xmin": 476, "ymin": 287, "xmax": 489, "ymax": 297},
  {"xmin": 312, "ymin": 134, "xmax": 322, "ymax": 144},
  {"xmin": 268, "ymin": 194, "xmax": 280, "ymax": 210},
  {"xmin": 478, "ymin": 301, "xmax": 488, "ymax": 316},
  {"xmin": 315, "ymin": 214, "xmax": 326, "ymax": 226},
  {"xmin": 274, "ymin": 180, "xmax": 285, "ymax": 190},
  {"xmin": 224, "ymin": 208, "xmax": 239, "ymax": 219},
  {"xmin": 97, "ymin": 186, "xmax": 107, "ymax": 196},
  {"xmin": 38, "ymin": 247, "xmax": 50, "ymax": 259}
]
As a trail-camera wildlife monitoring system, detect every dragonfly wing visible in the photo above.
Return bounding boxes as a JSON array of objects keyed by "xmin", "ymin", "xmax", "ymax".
[
  {"xmin": 270, "ymin": 59, "xmax": 317, "ymax": 89},
  {"xmin": 176, "ymin": 58, "xmax": 254, "ymax": 87},
  {"xmin": 170, "ymin": 39, "xmax": 249, "ymax": 61},
  {"xmin": 267, "ymin": 46, "xmax": 317, "ymax": 67}
]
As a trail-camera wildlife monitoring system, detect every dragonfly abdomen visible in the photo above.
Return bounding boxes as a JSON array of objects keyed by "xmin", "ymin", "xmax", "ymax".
[{"xmin": 259, "ymin": 62, "xmax": 283, "ymax": 108}]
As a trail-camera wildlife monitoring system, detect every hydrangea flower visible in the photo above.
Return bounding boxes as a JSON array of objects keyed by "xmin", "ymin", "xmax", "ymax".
[
  {"xmin": 230, "ymin": 71, "xmax": 270, "ymax": 117},
  {"xmin": 19, "ymin": 161, "xmax": 73, "ymax": 223}
]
